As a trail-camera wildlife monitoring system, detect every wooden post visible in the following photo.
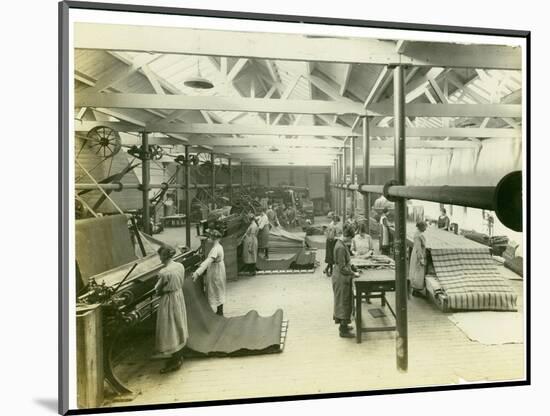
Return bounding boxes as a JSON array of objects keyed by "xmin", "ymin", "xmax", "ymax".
[
  {"xmin": 241, "ymin": 161, "xmax": 244, "ymax": 188},
  {"xmin": 77, "ymin": 305, "xmax": 103, "ymax": 408},
  {"xmin": 141, "ymin": 132, "xmax": 150, "ymax": 235},
  {"xmin": 363, "ymin": 117, "xmax": 371, "ymax": 230},
  {"xmin": 342, "ymin": 146, "xmax": 347, "ymax": 222},
  {"xmin": 336, "ymin": 156, "xmax": 341, "ymax": 216},
  {"xmin": 228, "ymin": 158, "xmax": 233, "ymax": 204},
  {"xmin": 211, "ymin": 152, "xmax": 216, "ymax": 209},
  {"xmin": 393, "ymin": 65, "xmax": 408, "ymax": 372},
  {"xmin": 350, "ymin": 136, "xmax": 356, "ymax": 217},
  {"xmin": 185, "ymin": 145, "xmax": 191, "ymax": 248}
]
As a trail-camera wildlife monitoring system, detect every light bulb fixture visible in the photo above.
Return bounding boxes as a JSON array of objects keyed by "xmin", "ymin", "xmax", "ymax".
[{"xmin": 184, "ymin": 57, "xmax": 214, "ymax": 89}]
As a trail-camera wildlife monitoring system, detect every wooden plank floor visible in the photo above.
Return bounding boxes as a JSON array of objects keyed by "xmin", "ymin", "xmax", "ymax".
[{"xmin": 107, "ymin": 248, "xmax": 524, "ymax": 408}]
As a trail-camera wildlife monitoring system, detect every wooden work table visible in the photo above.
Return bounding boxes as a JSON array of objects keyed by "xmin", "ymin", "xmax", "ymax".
[{"xmin": 353, "ymin": 269, "xmax": 396, "ymax": 344}]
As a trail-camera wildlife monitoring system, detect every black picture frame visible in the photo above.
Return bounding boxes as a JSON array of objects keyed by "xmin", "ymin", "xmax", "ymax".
[{"xmin": 59, "ymin": 1, "xmax": 531, "ymax": 414}]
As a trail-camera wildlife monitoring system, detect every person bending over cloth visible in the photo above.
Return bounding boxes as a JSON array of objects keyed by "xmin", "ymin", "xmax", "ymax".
[
  {"xmin": 332, "ymin": 224, "xmax": 360, "ymax": 338},
  {"xmin": 257, "ymin": 207, "xmax": 270, "ymax": 259},
  {"xmin": 193, "ymin": 230, "xmax": 227, "ymax": 316},
  {"xmin": 154, "ymin": 245, "xmax": 188, "ymax": 373}
]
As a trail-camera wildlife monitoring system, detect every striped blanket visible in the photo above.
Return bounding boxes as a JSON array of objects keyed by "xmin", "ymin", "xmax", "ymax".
[{"xmin": 430, "ymin": 248, "xmax": 517, "ymax": 311}]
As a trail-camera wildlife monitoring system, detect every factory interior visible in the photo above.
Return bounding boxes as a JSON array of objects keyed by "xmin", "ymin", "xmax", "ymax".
[{"xmin": 73, "ymin": 22, "xmax": 525, "ymax": 409}]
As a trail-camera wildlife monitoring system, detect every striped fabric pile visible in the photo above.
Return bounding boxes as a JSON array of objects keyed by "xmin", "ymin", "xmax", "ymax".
[{"xmin": 430, "ymin": 248, "xmax": 517, "ymax": 311}]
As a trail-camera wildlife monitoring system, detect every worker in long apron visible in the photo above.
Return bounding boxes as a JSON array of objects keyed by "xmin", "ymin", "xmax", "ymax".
[
  {"xmin": 257, "ymin": 207, "xmax": 271, "ymax": 259},
  {"xmin": 409, "ymin": 221, "xmax": 428, "ymax": 297},
  {"xmin": 332, "ymin": 224, "xmax": 360, "ymax": 338},
  {"xmin": 192, "ymin": 229, "xmax": 227, "ymax": 316},
  {"xmin": 154, "ymin": 245, "xmax": 188, "ymax": 373},
  {"xmin": 241, "ymin": 213, "xmax": 259, "ymax": 275}
]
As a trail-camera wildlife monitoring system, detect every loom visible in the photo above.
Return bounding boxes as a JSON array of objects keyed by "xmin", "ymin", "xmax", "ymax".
[{"xmin": 76, "ymin": 215, "xmax": 204, "ymax": 396}]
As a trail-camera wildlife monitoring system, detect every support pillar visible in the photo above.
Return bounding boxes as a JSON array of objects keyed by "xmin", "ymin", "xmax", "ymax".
[
  {"xmin": 336, "ymin": 156, "xmax": 341, "ymax": 216},
  {"xmin": 342, "ymin": 147, "xmax": 347, "ymax": 222},
  {"xmin": 141, "ymin": 132, "xmax": 151, "ymax": 235},
  {"xmin": 211, "ymin": 152, "xmax": 216, "ymax": 209},
  {"xmin": 184, "ymin": 145, "xmax": 191, "ymax": 249},
  {"xmin": 362, "ymin": 117, "xmax": 371, "ymax": 230},
  {"xmin": 393, "ymin": 65, "xmax": 408, "ymax": 372},
  {"xmin": 241, "ymin": 162, "xmax": 244, "ymax": 188},
  {"xmin": 350, "ymin": 136, "xmax": 356, "ymax": 218},
  {"xmin": 332, "ymin": 161, "xmax": 336, "ymax": 213},
  {"xmin": 228, "ymin": 158, "xmax": 233, "ymax": 204}
]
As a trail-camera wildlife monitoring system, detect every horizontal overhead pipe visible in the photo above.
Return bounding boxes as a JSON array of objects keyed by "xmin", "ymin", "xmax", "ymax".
[
  {"xmin": 75, "ymin": 183, "xmax": 252, "ymax": 191},
  {"xmin": 331, "ymin": 171, "xmax": 522, "ymax": 231}
]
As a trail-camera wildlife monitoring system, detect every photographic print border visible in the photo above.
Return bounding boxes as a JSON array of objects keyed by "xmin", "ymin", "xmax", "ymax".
[{"xmin": 59, "ymin": 1, "xmax": 531, "ymax": 414}]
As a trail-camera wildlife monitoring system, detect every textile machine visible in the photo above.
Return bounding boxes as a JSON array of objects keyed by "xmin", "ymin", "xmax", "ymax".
[{"xmin": 76, "ymin": 215, "xmax": 204, "ymax": 396}]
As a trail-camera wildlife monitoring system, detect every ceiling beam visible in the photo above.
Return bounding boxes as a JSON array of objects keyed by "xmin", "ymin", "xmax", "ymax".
[
  {"xmin": 396, "ymin": 40, "xmax": 409, "ymax": 54},
  {"xmin": 74, "ymin": 120, "xmax": 358, "ymax": 136},
  {"xmin": 227, "ymin": 58, "xmax": 249, "ymax": 82},
  {"xmin": 75, "ymin": 23, "xmax": 522, "ymax": 69},
  {"xmin": 87, "ymin": 53, "xmax": 160, "ymax": 93},
  {"xmin": 210, "ymin": 148, "xmax": 343, "ymax": 156},
  {"xmin": 141, "ymin": 64, "xmax": 165, "ymax": 95},
  {"xmin": 370, "ymin": 127, "xmax": 520, "ymax": 138},
  {"xmin": 77, "ymin": 92, "xmax": 520, "ymax": 118},
  {"xmin": 368, "ymin": 103, "xmax": 520, "ymax": 118},
  {"xmin": 186, "ymin": 137, "xmax": 345, "ymax": 148},
  {"xmin": 189, "ymin": 138, "xmax": 479, "ymax": 150},
  {"xmin": 272, "ymin": 75, "xmax": 302, "ymax": 125},
  {"xmin": 340, "ymin": 64, "xmax": 353, "ymax": 96},
  {"xmin": 77, "ymin": 92, "xmax": 366, "ymax": 115}
]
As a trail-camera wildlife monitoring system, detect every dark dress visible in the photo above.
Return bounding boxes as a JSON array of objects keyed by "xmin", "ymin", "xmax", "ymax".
[
  {"xmin": 332, "ymin": 239, "xmax": 355, "ymax": 324},
  {"xmin": 324, "ymin": 223, "xmax": 336, "ymax": 264}
]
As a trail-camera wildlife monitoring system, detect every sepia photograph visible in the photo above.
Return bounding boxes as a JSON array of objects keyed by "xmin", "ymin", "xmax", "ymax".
[{"xmin": 59, "ymin": 1, "xmax": 528, "ymax": 414}]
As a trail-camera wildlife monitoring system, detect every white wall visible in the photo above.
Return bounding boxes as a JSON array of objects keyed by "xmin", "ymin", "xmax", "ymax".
[{"xmin": 406, "ymin": 137, "xmax": 523, "ymax": 253}]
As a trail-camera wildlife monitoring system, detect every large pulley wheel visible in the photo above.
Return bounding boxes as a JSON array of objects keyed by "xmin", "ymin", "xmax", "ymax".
[{"xmin": 85, "ymin": 126, "xmax": 122, "ymax": 158}]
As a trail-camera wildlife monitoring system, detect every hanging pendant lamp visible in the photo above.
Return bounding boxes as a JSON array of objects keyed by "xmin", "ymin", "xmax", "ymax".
[{"xmin": 184, "ymin": 57, "xmax": 214, "ymax": 89}]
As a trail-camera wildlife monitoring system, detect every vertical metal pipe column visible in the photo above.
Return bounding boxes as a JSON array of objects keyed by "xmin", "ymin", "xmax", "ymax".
[
  {"xmin": 362, "ymin": 117, "xmax": 371, "ymax": 230},
  {"xmin": 332, "ymin": 161, "xmax": 336, "ymax": 213},
  {"xmin": 342, "ymin": 146, "xmax": 347, "ymax": 222},
  {"xmin": 141, "ymin": 132, "xmax": 151, "ymax": 235},
  {"xmin": 393, "ymin": 65, "xmax": 408, "ymax": 372},
  {"xmin": 336, "ymin": 156, "xmax": 341, "ymax": 216},
  {"xmin": 350, "ymin": 136, "xmax": 356, "ymax": 218},
  {"xmin": 184, "ymin": 145, "xmax": 191, "ymax": 249},
  {"xmin": 228, "ymin": 158, "xmax": 233, "ymax": 204},
  {"xmin": 211, "ymin": 152, "xmax": 216, "ymax": 209},
  {"xmin": 241, "ymin": 161, "xmax": 244, "ymax": 188}
]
